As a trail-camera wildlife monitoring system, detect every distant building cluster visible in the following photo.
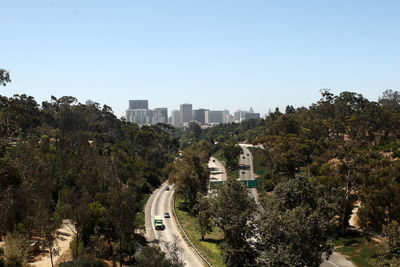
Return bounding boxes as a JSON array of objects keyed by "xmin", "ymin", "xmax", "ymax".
[{"xmin": 125, "ymin": 100, "xmax": 260, "ymax": 127}]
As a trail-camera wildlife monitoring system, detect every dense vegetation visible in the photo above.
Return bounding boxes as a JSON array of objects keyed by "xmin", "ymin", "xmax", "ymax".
[
  {"xmin": 175, "ymin": 89, "xmax": 400, "ymax": 266},
  {"xmin": 0, "ymin": 81, "xmax": 181, "ymax": 266},
  {"xmin": 2, "ymin": 69, "xmax": 400, "ymax": 267}
]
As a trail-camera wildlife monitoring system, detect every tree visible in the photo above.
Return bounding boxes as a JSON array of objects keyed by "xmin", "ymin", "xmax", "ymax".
[
  {"xmin": 211, "ymin": 179, "xmax": 257, "ymax": 267},
  {"xmin": 194, "ymin": 193, "xmax": 213, "ymax": 240},
  {"xmin": 259, "ymin": 177, "xmax": 339, "ymax": 267},
  {"xmin": 369, "ymin": 221, "xmax": 400, "ymax": 266},
  {"xmin": 169, "ymin": 147, "xmax": 209, "ymax": 207},
  {"xmin": 2, "ymin": 232, "xmax": 30, "ymax": 267},
  {"xmin": 135, "ymin": 241, "xmax": 184, "ymax": 267},
  {"xmin": 223, "ymin": 142, "xmax": 242, "ymax": 171},
  {"xmin": 0, "ymin": 70, "xmax": 11, "ymax": 86}
]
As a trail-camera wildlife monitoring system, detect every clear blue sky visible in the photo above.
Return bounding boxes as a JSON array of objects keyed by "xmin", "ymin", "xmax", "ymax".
[{"xmin": 2, "ymin": 0, "xmax": 399, "ymax": 117}]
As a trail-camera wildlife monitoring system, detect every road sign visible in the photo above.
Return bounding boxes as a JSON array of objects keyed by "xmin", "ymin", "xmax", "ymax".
[
  {"xmin": 209, "ymin": 179, "xmax": 261, "ymax": 189},
  {"xmin": 240, "ymin": 179, "xmax": 261, "ymax": 188}
]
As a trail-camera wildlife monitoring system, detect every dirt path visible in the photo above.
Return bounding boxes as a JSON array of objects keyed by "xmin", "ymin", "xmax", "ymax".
[{"xmin": 32, "ymin": 220, "xmax": 75, "ymax": 267}]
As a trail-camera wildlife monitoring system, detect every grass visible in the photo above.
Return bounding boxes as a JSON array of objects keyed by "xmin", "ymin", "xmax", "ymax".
[
  {"xmin": 212, "ymin": 149, "xmax": 239, "ymax": 180},
  {"xmin": 174, "ymin": 197, "xmax": 226, "ymax": 267},
  {"xmin": 137, "ymin": 193, "xmax": 151, "ymax": 229},
  {"xmin": 334, "ymin": 232, "xmax": 380, "ymax": 267}
]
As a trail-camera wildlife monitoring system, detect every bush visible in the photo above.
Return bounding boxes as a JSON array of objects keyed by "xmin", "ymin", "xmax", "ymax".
[
  {"xmin": 59, "ymin": 258, "xmax": 106, "ymax": 267},
  {"xmin": 2, "ymin": 232, "xmax": 30, "ymax": 267},
  {"xmin": 69, "ymin": 237, "xmax": 84, "ymax": 260},
  {"xmin": 392, "ymin": 150, "xmax": 400, "ymax": 158}
]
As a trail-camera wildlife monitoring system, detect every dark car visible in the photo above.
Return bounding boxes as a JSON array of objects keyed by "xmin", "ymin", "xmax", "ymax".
[
  {"xmin": 164, "ymin": 212, "xmax": 170, "ymax": 218},
  {"xmin": 213, "ymin": 159, "xmax": 216, "ymax": 162},
  {"xmin": 165, "ymin": 186, "xmax": 170, "ymax": 191},
  {"xmin": 242, "ymin": 156, "xmax": 245, "ymax": 159},
  {"xmin": 247, "ymin": 154, "xmax": 250, "ymax": 156},
  {"xmin": 242, "ymin": 171, "xmax": 245, "ymax": 174}
]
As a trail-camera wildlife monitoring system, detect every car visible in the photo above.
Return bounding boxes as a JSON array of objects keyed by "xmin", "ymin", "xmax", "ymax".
[
  {"xmin": 242, "ymin": 156, "xmax": 245, "ymax": 159},
  {"xmin": 213, "ymin": 159, "xmax": 216, "ymax": 162},
  {"xmin": 242, "ymin": 171, "xmax": 245, "ymax": 174},
  {"xmin": 164, "ymin": 212, "xmax": 170, "ymax": 218},
  {"xmin": 247, "ymin": 154, "xmax": 250, "ymax": 156},
  {"xmin": 165, "ymin": 186, "xmax": 170, "ymax": 191}
]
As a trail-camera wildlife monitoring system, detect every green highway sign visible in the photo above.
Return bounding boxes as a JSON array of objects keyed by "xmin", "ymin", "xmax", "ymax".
[
  {"xmin": 209, "ymin": 179, "xmax": 261, "ymax": 189},
  {"xmin": 240, "ymin": 179, "xmax": 261, "ymax": 188}
]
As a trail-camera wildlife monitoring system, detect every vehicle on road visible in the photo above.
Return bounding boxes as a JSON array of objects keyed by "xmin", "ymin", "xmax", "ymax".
[
  {"xmin": 243, "ymin": 156, "xmax": 246, "ymax": 159},
  {"xmin": 164, "ymin": 212, "xmax": 170, "ymax": 218},
  {"xmin": 247, "ymin": 154, "xmax": 250, "ymax": 156},
  {"xmin": 213, "ymin": 159, "xmax": 216, "ymax": 162},
  {"xmin": 153, "ymin": 216, "xmax": 165, "ymax": 230},
  {"xmin": 165, "ymin": 186, "xmax": 170, "ymax": 191},
  {"xmin": 242, "ymin": 171, "xmax": 245, "ymax": 174}
]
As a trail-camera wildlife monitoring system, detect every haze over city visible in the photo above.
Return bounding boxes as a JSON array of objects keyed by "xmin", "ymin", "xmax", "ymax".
[{"xmin": 2, "ymin": 0, "xmax": 399, "ymax": 117}]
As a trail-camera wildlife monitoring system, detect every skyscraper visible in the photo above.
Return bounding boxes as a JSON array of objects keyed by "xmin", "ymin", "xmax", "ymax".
[
  {"xmin": 126, "ymin": 109, "xmax": 152, "ymax": 125},
  {"xmin": 193, "ymin": 108, "xmax": 207, "ymax": 125},
  {"xmin": 171, "ymin": 110, "xmax": 181, "ymax": 127},
  {"xmin": 180, "ymin": 103, "xmax": 193, "ymax": 124},
  {"xmin": 153, "ymin": 108, "xmax": 168, "ymax": 124},
  {"xmin": 205, "ymin": 110, "xmax": 224, "ymax": 124},
  {"xmin": 129, "ymin": 100, "xmax": 148, "ymax": 110}
]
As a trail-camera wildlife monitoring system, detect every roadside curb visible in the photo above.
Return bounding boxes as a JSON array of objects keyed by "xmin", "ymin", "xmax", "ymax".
[{"xmin": 172, "ymin": 193, "xmax": 213, "ymax": 267}]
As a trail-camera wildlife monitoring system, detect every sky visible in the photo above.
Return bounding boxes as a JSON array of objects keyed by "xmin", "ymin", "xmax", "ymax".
[{"xmin": 2, "ymin": 0, "xmax": 400, "ymax": 118}]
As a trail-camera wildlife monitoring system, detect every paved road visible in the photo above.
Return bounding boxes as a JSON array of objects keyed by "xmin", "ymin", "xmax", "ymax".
[
  {"xmin": 208, "ymin": 156, "xmax": 227, "ymax": 182},
  {"xmin": 239, "ymin": 144, "xmax": 259, "ymax": 203},
  {"xmin": 145, "ymin": 183, "xmax": 204, "ymax": 267},
  {"xmin": 239, "ymin": 144, "xmax": 354, "ymax": 267}
]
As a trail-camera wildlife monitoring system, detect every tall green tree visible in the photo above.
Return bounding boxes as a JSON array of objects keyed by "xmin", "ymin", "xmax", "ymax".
[
  {"xmin": 223, "ymin": 142, "xmax": 242, "ymax": 171},
  {"xmin": 194, "ymin": 193, "xmax": 213, "ymax": 240},
  {"xmin": 211, "ymin": 179, "xmax": 257, "ymax": 267},
  {"xmin": 259, "ymin": 177, "xmax": 340, "ymax": 267}
]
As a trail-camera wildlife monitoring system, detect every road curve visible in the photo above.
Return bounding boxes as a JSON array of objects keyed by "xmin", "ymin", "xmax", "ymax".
[{"xmin": 145, "ymin": 183, "xmax": 204, "ymax": 267}]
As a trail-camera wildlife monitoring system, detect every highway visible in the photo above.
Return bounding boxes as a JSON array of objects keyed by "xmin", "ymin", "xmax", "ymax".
[
  {"xmin": 239, "ymin": 144, "xmax": 354, "ymax": 267},
  {"xmin": 209, "ymin": 156, "xmax": 227, "ymax": 182},
  {"xmin": 144, "ymin": 146, "xmax": 354, "ymax": 267},
  {"xmin": 239, "ymin": 144, "xmax": 259, "ymax": 203},
  {"xmin": 145, "ymin": 183, "xmax": 204, "ymax": 267}
]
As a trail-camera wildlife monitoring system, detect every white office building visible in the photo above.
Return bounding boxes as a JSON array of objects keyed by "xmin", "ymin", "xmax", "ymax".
[
  {"xmin": 153, "ymin": 108, "xmax": 168, "ymax": 124},
  {"xmin": 205, "ymin": 110, "xmax": 224, "ymax": 124},
  {"xmin": 171, "ymin": 110, "xmax": 181, "ymax": 127}
]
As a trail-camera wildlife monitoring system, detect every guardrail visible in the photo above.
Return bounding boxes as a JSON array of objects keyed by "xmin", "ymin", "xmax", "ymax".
[{"xmin": 172, "ymin": 193, "xmax": 213, "ymax": 267}]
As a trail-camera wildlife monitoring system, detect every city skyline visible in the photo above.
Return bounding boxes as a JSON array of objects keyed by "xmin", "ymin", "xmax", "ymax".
[
  {"xmin": 124, "ymin": 99, "xmax": 258, "ymax": 126},
  {"xmin": 2, "ymin": 1, "xmax": 399, "ymax": 118}
]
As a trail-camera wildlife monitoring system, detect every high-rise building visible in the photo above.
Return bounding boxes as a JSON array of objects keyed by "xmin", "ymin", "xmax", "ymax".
[
  {"xmin": 126, "ymin": 109, "xmax": 152, "ymax": 125},
  {"xmin": 244, "ymin": 112, "xmax": 260, "ymax": 120},
  {"xmin": 153, "ymin": 108, "xmax": 168, "ymax": 124},
  {"xmin": 234, "ymin": 110, "xmax": 248, "ymax": 122},
  {"xmin": 234, "ymin": 110, "xmax": 241, "ymax": 122},
  {"xmin": 205, "ymin": 110, "xmax": 224, "ymax": 124},
  {"xmin": 223, "ymin": 109, "xmax": 230, "ymax": 123},
  {"xmin": 193, "ymin": 108, "xmax": 207, "ymax": 125},
  {"xmin": 171, "ymin": 110, "xmax": 181, "ymax": 127},
  {"xmin": 180, "ymin": 103, "xmax": 193, "ymax": 124},
  {"xmin": 129, "ymin": 100, "xmax": 148, "ymax": 110}
]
